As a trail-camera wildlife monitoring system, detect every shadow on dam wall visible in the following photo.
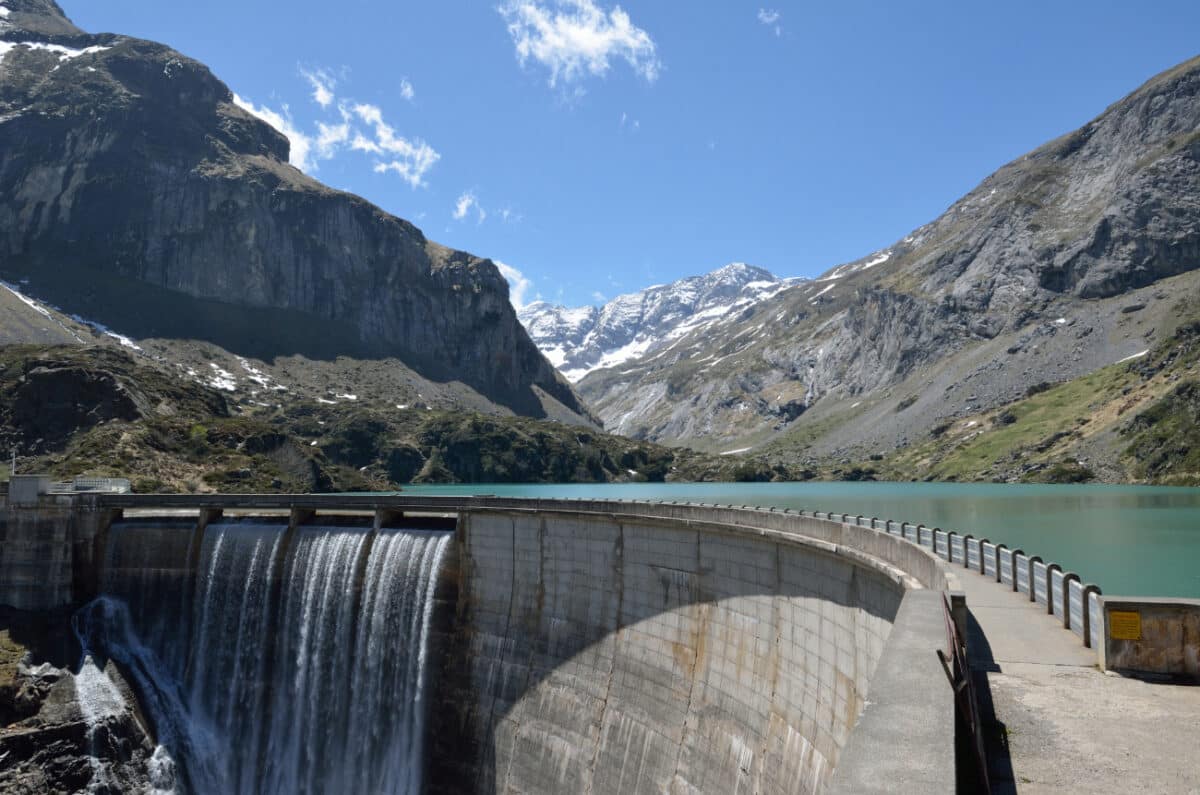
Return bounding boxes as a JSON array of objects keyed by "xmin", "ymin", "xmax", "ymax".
[{"xmin": 426, "ymin": 509, "xmax": 912, "ymax": 795}]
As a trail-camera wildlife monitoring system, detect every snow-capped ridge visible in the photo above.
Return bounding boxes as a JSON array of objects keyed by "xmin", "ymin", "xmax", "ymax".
[{"xmin": 519, "ymin": 263, "xmax": 806, "ymax": 382}]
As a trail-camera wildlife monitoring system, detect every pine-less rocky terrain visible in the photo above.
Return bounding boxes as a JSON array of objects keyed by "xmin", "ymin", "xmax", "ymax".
[
  {"xmin": 0, "ymin": 292, "xmax": 798, "ymax": 493},
  {"xmin": 554, "ymin": 55, "xmax": 1200, "ymax": 484},
  {"xmin": 0, "ymin": 0, "xmax": 586, "ymax": 424}
]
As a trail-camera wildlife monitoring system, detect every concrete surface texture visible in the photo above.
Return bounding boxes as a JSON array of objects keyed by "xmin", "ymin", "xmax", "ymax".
[
  {"xmin": 959, "ymin": 562, "xmax": 1200, "ymax": 794},
  {"xmin": 826, "ymin": 589, "xmax": 956, "ymax": 795},
  {"xmin": 0, "ymin": 498, "xmax": 79, "ymax": 610},
  {"xmin": 1098, "ymin": 597, "xmax": 1200, "ymax": 678},
  {"xmin": 429, "ymin": 510, "xmax": 914, "ymax": 794}
]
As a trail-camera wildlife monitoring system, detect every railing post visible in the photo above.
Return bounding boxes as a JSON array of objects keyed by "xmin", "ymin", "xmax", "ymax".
[
  {"xmin": 994, "ymin": 544, "xmax": 1007, "ymax": 583},
  {"xmin": 1046, "ymin": 563, "xmax": 1062, "ymax": 615},
  {"xmin": 1010, "ymin": 550, "xmax": 1024, "ymax": 592},
  {"xmin": 1028, "ymin": 556, "xmax": 1043, "ymax": 602},
  {"xmin": 1062, "ymin": 572, "xmax": 1080, "ymax": 630},
  {"xmin": 977, "ymin": 539, "xmax": 989, "ymax": 575},
  {"xmin": 961, "ymin": 534, "xmax": 973, "ymax": 569},
  {"xmin": 946, "ymin": 531, "xmax": 958, "ymax": 563},
  {"xmin": 1082, "ymin": 585, "xmax": 1102, "ymax": 648}
]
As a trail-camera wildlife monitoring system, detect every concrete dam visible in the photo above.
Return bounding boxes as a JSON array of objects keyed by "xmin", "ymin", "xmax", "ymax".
[{"xmin": 1, "ymin": 491, "xmax": 962, "ymax": 793}]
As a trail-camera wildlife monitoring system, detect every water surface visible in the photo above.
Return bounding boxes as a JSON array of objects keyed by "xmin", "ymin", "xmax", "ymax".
[{"xmin": 399, "ymin": 482, "xmax": 1200, "ymax": 598}]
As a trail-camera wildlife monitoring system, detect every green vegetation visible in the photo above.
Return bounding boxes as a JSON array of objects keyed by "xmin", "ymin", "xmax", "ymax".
[
  {"xmin": 866, "ymin": 316, "xmax": 1200, "ymax": 483},
  {"xmin": 876, "ymin": 362, "xmax": 1140, "ymax": 482},
  {"xmin": 0, "ymin": 344, "xmax": 808, "ymax": 493},
  {"xmin": 1122, "ymin": 380, "xmax": 1200, "ymax": 485}
]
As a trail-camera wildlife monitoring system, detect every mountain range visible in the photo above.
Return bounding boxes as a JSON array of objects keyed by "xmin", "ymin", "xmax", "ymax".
[
  {"xmin": 520, "ymin": 55, "xmax": 1200, "ymax": 482},
  {"xmin": 1, "ymin": 0, "xmax": 1198, "ymax": 486}
]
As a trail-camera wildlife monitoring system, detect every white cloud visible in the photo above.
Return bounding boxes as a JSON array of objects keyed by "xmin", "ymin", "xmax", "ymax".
[
  {"xmin": 757, "ymin": 8, "xmax": 782, "ymax": 36},
  {"xmin": 315, "ymin": 118, "xmax": 351, "ymax": 159},
  {"xmin": 302, "ymin": 68, "xmax": 337, "ymax": 108},
  {"xmin": 232, "ymin": 94, "xmax": 315, "ymax": 172},
  {"xmin": 591, "ymin": 291, "xmax": 606, "ymax": 303},
  {"xmin": 351, "ymin": 103, "xmax": 440, "ymax": 188},
  {"xmin": 234, "ymin": 72, "xmax": 439, "ymax": 187},
  {"xmin": 498, "ymin": 0, "xmax": 661, "ymax": 88},
  {"xmin": 400, "ymin": 77, "xmax": 415, "ymax": 102},
  {"xmin": 453, "ymin": 190, "xmax": 487, "ymax": 223},
  {"xmin": 496, "ymin": 261, "xmax": 534, "ymax": 310}
]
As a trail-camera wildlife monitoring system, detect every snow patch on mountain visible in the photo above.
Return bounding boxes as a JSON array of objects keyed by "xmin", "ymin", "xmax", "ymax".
[
  {"xmin": 816, "ymin": 249, "xmax": 891, "ymax": 282},
  {"xmin": 519, "ymin": 263, "xmax": 806, "ymax": 382},
  {"xmin": 0, "ymin": 41, "xmax": 111, "ymax": 64}
]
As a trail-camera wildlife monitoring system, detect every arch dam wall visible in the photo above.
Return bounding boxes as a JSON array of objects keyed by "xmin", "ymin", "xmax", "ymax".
[{"xmin": 0, "ymin": 493, "xmax": 959, "ymax": 794}]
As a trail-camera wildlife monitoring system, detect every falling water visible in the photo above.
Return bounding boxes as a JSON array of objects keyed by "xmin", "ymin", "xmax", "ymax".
[{"xmin": 81, "ymin": 520, "xmax": 452, "ymax": 795}]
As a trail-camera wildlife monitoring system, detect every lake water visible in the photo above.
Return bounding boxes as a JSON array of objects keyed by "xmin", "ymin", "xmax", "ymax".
[{"xmin": 400, "ymin": 482, "xmax": 1200, "ymax": 598}]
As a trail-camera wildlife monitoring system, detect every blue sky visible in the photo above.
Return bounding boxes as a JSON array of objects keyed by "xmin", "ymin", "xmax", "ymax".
[{"xmin": 67, "ymin": 1, "xmax": 1200, "ymax": 308}]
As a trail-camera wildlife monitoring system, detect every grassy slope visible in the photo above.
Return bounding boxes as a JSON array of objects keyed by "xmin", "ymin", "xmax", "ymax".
[{"xmin": 855, "ymin": 318, "xmax": 1200, "ymax": 484}]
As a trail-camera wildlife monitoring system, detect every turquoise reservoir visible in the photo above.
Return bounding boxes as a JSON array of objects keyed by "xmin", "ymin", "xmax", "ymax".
[{"xmin": 398, "ymin": 482, "xmax": 1200, "ymax": 598}]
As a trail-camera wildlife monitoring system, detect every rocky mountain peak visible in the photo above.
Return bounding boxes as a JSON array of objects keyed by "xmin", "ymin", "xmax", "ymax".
[
  {"xmin": 0, "ymin": 0, "xmax": 84, "ymax": 37},
  {"xmin": 519, "ymin": 262, "xmax": 803, "ymax": 382}
]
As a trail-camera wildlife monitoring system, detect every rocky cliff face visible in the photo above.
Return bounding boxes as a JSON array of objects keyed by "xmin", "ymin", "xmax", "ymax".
[
  {"xmin": 519, "ymin": 263, "xmax": 801, "ymax": 381},
  {"xmin": 571, "ymin": 56, "xmax": 1200, "ymax": 455},
  {"xmin": 0, "ymin": 0, "xmax": 587, "ymax": 421}
]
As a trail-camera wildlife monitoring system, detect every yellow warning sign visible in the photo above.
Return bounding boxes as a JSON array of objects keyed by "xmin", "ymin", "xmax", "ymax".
[{"xmin": 1109, "ymin": 611, "xmax": 1142, "ymax": 641}]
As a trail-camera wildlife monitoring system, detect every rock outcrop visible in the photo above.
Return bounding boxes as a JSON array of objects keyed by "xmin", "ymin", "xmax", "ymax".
[
  {"xmin": 0, "ymin": 607, "xmax": 161, "ymax": 794},
  {"xmin": 0, "ymin": 0, "xmax": 586, "ymax": 421}
]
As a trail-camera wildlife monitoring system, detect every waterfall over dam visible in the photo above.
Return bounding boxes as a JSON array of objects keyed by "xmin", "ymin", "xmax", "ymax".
[{"xmin": 77, "ymin": 518, "xmax": 451, "ymax": 794}]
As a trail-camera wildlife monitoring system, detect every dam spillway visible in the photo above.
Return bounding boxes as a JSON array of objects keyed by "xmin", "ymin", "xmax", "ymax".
[
  {"xmin": 1, "ymin": 494, "xmax": 961, "ymax": 793},
  {"xmin": 78, "ymin": 518, "xmax": 451, "ymax": 794}
]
